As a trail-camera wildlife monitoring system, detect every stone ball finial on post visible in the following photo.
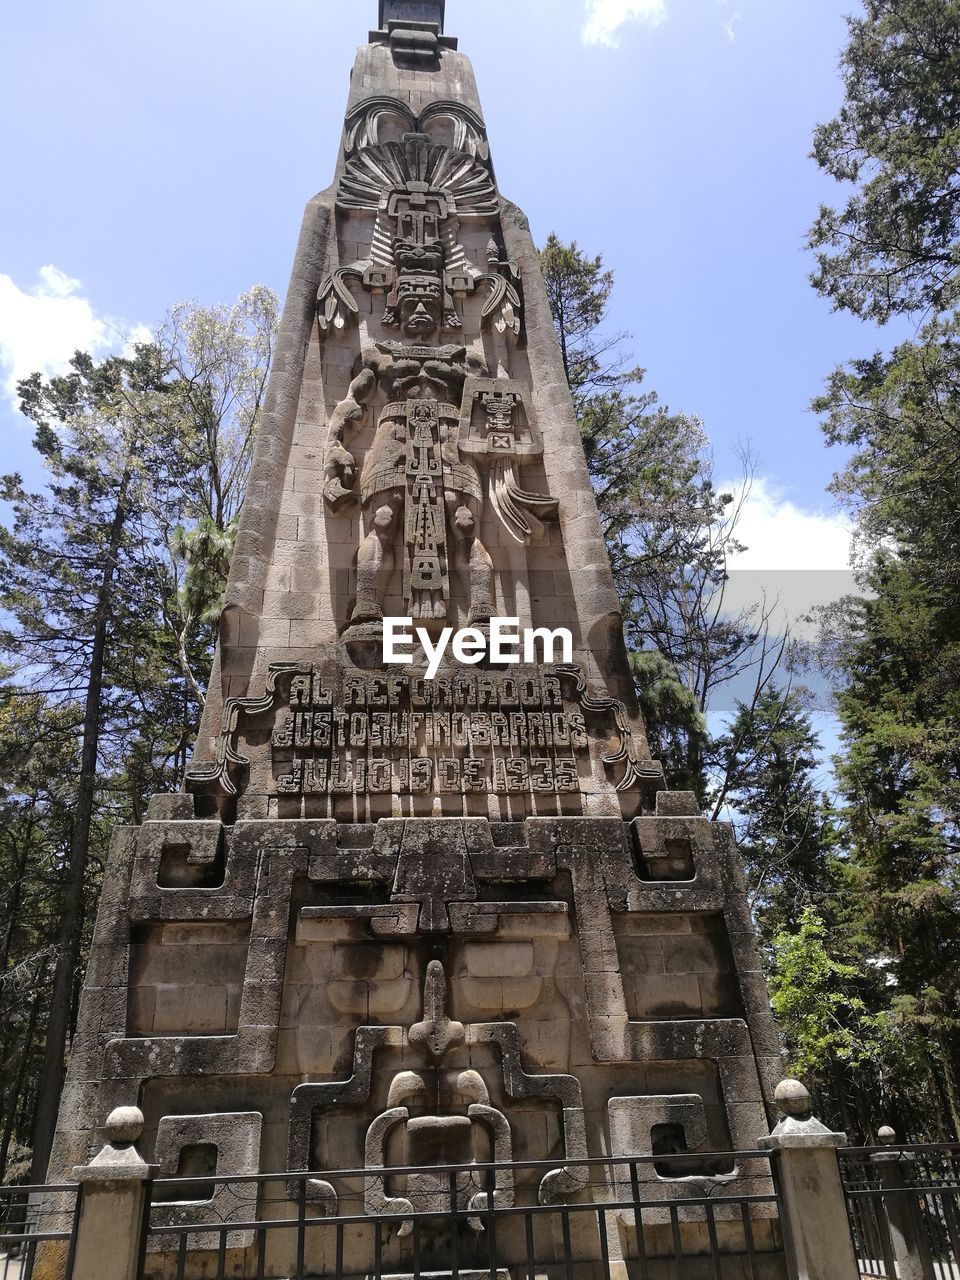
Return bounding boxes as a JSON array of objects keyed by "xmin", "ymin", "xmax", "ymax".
[
  {"xmin": 774, "ymin": 1078, "xmax": 813, "ymax": 1120},
  {"xmin": 760, "ymin": 1079, "xmax": 859, "ymax": 1280},
  {"xmin": 104, "ymin": 1107, "xmax": 145, "ymax": 1148},
  {"xmin": 878, "ymin": 1125, "xmax": 898, "ymax": 1144},
  {"xmin": 70, "ymin": 1106, "xmax": 151, "ymax": 1280}
]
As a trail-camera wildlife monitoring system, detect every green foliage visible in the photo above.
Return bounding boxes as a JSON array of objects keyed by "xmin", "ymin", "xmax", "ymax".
[
  {"xmin": 629, "ymin": 650, "xmax": 708, "ymax": 795},
  {"xmin": 539, "ymin": 235, "xmax": 784, "ymax": 803},
  {"xmin": 0, "ymin": 288, "xmax": 277, "ymax": 1179},
  {"xmin": 801, "ymin": 0, "xmax": 960, "ymax": 1137},
  {"xmin": 813, "ymin": 323, "xmax": 960, "ymax": 1105},
  {"xmin": 809, "ymin": 0, "xmax": 960, "ymax": 321},
  {"xmin": 714, "ymin": 688, "xmax": 839, "ymax": 944},
  {"xmin": 769, "ymin": 906, "xmax": 941, "ymax": 1136},
  {"xmin": 769, "ymin": 908, "xmax": 885, "ymax": 1079},
  {"xmin": 539, "ymin": 234, "xmax": 626, "ymax": 401}
]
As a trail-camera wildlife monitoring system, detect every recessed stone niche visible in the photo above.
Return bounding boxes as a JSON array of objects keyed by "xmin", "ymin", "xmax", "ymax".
[
  {"xmin": 153, "ymin": 1142, "xmax": 218, "ymax": 1203},
  {"xmin": 613, "ymin": 912, "xmax": 744, "ymax": 1020},
  {"xmin": 126, "ymin": 921, "xmax": 250, "ymax": 1036},
  {"xmin": 157, "ymin": 839, "xmax": 226, "ymax": 889},
  {"xmin": 632, "ymin": 831, "xmax": 697, "ymax": 881}
]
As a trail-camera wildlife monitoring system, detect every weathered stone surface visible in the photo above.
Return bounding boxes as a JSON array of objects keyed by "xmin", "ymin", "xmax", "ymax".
[{"xmin": 150, "ymin": 1112, "xmax": 263, "ymax": 1251}]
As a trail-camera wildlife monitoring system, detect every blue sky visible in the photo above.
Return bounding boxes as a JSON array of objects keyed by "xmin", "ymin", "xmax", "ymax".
[{"xmin": 0, "ymin": 0, "xmax": 899, "ymax": 633}]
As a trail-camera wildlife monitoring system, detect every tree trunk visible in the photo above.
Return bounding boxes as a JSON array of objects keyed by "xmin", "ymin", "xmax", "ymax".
[
  {"xmin": 0, "ymin": 978, "xmax": 43, "ymax": 1184},
  {"xmin": 29, "ymin": 474, "xmax": 130, "ymax": 1184},
  {"xmin": 935, "ymin": 1032, "xmax": 960, "ymax": 1140},
  {"xmin": 0, "ymin": 806, "xmax": 37, "ymax": 973}
]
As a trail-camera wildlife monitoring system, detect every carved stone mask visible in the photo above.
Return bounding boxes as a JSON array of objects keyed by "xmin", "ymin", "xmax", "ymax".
[
  {"xmin": 398, "ymin": 278, "xmax": 444, "ymax": 336},
  {"xmin": 391, "ymin": 238, "xmax": 445, "ymax": 336}
]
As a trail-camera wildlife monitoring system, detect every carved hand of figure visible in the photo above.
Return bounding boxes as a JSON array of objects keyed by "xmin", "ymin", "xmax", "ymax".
[
  {"xmin": 323, "ymin": 367, "xmax": 377, "ymax": 512},
  {"xmin": 325, "ymin": 443, "xmax": 356, "ymax": 490}
]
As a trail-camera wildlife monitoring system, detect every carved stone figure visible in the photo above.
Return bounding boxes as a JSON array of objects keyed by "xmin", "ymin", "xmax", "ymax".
[
  {"xmin": 316, "ymin": 85, "xmax": 544, "ymax": 626},
  {"xmin": 325, "ymin": 341, "xmax": 495, "ymax": 624}
]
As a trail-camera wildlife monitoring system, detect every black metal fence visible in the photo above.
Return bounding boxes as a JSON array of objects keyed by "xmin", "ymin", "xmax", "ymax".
[
  {"xmin": 840, "ymin": 1144, "xmax": 960, "ymax": 1280},
  {"xmin": 134, "ymin": 1152, "xmax": 784, "ymax": 1280},
  {"xmin": 0, "ymin": 1184, "xmax": 81, "ymax": 1280}
]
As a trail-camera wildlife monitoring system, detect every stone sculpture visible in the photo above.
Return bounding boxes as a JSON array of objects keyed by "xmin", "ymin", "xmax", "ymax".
[{"xmin": 43, "ymin": 5, "xmax": 786, "ymax": 1278}]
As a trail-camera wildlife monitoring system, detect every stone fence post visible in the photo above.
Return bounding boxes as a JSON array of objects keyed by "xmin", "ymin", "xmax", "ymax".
[
  {"xmin": 870, "ymin": 1125, "xmax": 936, "ymax": 1280},
  {"xmin": 71, "ymin": 1107, "xmax": 151, "ymax": 1280},
  {"xmin": 760, "ymin": 1079, "xmax": 859, "ymax": 1280}
]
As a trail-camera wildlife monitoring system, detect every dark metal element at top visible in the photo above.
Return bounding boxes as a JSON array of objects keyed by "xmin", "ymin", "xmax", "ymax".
[{"xmin": 379, "ymin": 1, "xmax": 445, "ymax": 32}]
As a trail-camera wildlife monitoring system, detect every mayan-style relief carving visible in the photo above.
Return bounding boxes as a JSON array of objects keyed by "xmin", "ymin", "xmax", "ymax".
[
  {"xmin": 323, "ymin": 343, "xmax": 558, "ymax": 623},
  {"xmin": 318, "ymin": 99, "xmax": 510, "ymax": 337},
  {"xmin": 184, "ymin": 661, "xmax": 658, "ymax": 808},
  {"xmin": 150, "ymin": 1113, "xmax": 263, "ymax": 1251},
  {"xmin": 46, "ymin": 9, "xmax": 785, "ymax": 1279},
  {"xmin": 458, "ymin": 377, "xmax": 558, "ymax": 543},
  {"xmin": 325, "ymin": 343, "xmax": 495, "ymax": 624},
  {"xmin": 318, "ymin": 87, "xmax": 544, "ymax": 625},
  {"xmin": 290, "ymin": 959, "xmax": 587, "ymax": 1225},
  {"xmin": 364, "ymin": 1070, "xmax": 516, "ymax": 1235}
]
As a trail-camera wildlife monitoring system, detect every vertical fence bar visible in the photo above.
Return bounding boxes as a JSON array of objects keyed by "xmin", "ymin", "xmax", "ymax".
[
  {"xmin": 524, "ymin": 1210, "xmax": 535, "ymax": 1280},
  {"xmin": 135, "ymin": 1177, "xmax": 154, "ymax": 1280},
  {"xmin": 740, "ymin": 1200, "xmax": 759, "ymax": 1280},
  {"xmin": 257, "ymin": 1225, "xmax": 267, "ymax": 1280},
  {"xmin": 937, "ymin": 1185, "xmax": 960, "ymax": 1269},
  {"xmin": 909, "ymin": 1187, "xmax": 936, "ymax": 1280},
  {"xmin": 296, "ymin": 1179, "xmax": 307, "ymax": 1280},
  {"xmin": 597, "ymin": 1208, "xmax": 611, "ymax": 1280},
  {"xmin": 484, "ymin": 1165, "xmax": 498, "ymax": 1280},
  {"xmin": 561, "ymin": 1206, "xmax": 573, "ymax": 1280},
  {"xmin": 450, "ymin": 1180, "xmax": 460, "ymax": 1280},
  {"xmin": 705, "ymin": 1201, "xmax": 722, "ymax": 1280},
  {"xmin": 64, "ymin": 1184, "xmax": 84, "ymax": 1280},
  {"xmin": 669, "ymin": 1203, "xmax": 683, "ymax": 1280},
  {"xmin": 628, "ymin": 1160, "xmax": 648, "ymax": 1280}
]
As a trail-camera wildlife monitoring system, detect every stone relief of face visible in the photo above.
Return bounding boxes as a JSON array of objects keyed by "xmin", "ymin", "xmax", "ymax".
[
  {"xmin": 394, "ymin": 239, "xmax": 446, "ymax": 336},
  {"xmin": 398, "ymin": 277, "xmax": 444, "ymax": 336}
]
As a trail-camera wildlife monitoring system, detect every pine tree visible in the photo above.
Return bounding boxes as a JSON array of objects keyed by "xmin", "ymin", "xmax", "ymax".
[
  {"xmin": 540, "ymin": 236, "xmax": 786, "ymax": 801},
  {"xmin": 808, "ymin": 0, "xmax": 960, "ymax": 1135},
  {"xmin": 0, "ymin": 288, "xmax": 278, "ymax": 1178},
  {"xmin": 810, "ymin": 0, "xmax": 960, "ymax": 322},
  {"xmin": 713, "ymin": 688, "xmax": 839, "ymax": 945}
]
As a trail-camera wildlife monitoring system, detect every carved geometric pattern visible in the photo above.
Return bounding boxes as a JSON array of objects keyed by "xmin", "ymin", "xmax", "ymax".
[
  {"xmin": 287, "ymin": 960, "xmax": 589, "ymax": 1214},
  {"xmin": 150, "ymin": 1112, "xmax": 263, "ymax": 1251}
]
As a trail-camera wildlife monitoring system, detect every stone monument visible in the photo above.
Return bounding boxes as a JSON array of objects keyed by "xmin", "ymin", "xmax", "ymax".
[{"xmin": 46, "ymin": 2, "xmax": 784, "ymax": 1273}]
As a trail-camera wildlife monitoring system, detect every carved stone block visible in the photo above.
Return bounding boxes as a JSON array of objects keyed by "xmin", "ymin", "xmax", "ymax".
[{"xmin": 150, "ymin": 1112, "xmax": 263, "ymax": 1251}]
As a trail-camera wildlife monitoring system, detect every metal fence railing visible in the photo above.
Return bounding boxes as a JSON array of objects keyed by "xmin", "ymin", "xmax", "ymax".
[
  {"xmin": 840, "ymin": 1143, "xmax": 960, "ymax": 1280},
  {"xmin": 0, "ymin": 1184, "xmax": 81, "ymax": 1280},
  {"xmin": 133, "ymin": 1151, "xmax": 783, "ymax": 1280}
]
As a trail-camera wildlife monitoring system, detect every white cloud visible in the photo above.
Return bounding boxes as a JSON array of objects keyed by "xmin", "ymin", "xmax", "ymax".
[
  {"xmin": 718, "ymin": 477, "xmax": 857, "ymax": 642},
  {"xmin": 0, "ymin": 265, "xmax": 150, "ymax": 410},
  {"xmin": 726, "ymin": 477, "xmax": 853, "ymax": 572},
  {"xmin": 582, "ymin": 0, "xmax": 745, "ymax": 46},
  {"xmin": 582, "ymin": 0, "xmax": 668, "ymax": 46},
  {"xmin": 723, "ymin": 10, "xmax": 742, "ymax": 41}
]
